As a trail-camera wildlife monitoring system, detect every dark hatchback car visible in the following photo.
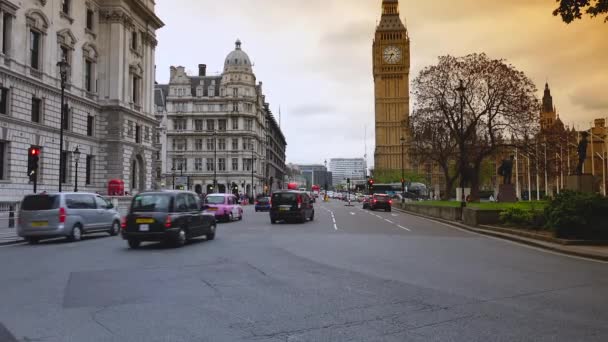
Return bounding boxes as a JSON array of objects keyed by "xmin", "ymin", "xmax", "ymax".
[
  {"xmin": 122, "ymin": 191, "xmax": 216, "ymax": 248},
  {"xmin": 370, "ymin": 194, "xmax": 393, "ymax": 212},
  {"xmin": 255, "ymin": 197, "xmax": 271, "ymax": 212},
  {"xmin": 270, "ymin": 191, "xmax": 315, "ymax": 224}
]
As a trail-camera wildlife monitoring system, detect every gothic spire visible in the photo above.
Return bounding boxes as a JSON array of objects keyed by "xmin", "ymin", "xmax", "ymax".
[{"xmin": 542, "ymin": 82, "xmax": 553, "ymax": 113}]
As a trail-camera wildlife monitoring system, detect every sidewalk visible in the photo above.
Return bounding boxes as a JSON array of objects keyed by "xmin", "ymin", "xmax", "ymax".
[
  {"xmin": 0, "ymin": 228, "xmax": 23, "ymax": 245},
  {"xmin": 394, "ymin": 207, "xmax": 608, "ymax": 262}
]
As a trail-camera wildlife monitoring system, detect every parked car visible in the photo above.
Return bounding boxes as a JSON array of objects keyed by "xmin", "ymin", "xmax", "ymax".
[
  {"xmin": 204, "ymin": 194, "xmax": 243, "ymax": 222},
  {"xmin": 122, "ymin": 191, "xmax": 216, "ymax": 248},
  {"xmin": 255, "ymin": 197, "xmax": 271, "ymax": 212},
  {"xmin": 18, "ymin": 192, "xmax": 121, "ymax": 244},
  {"xmin": 270, "ymin": 191, "xmax": 315, "ymax": 224},
  {"xmin": 370, "ymin": 194, "xmax": 393, "ymax": 212}
]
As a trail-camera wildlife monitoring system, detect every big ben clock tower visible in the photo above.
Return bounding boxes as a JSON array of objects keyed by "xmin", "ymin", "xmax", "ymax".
[{"xmin": 373, "ymin": 0, "xmax": 410, "ymax": 171}]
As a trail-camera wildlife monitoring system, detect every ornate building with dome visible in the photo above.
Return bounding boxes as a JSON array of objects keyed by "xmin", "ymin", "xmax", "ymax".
[{"xmin": 155, "ymin": 40, "xmax": 286, "ymax": 197}]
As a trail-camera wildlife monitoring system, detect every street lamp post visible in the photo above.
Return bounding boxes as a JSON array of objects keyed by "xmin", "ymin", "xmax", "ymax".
[
  {"xmin": 400, "ymin": 136, "xmax": 405, "ymax": 196},
  {"xmin": 57, "ymin": 58, "xmax": 70, "ymax": 192},
  {"xmin": 251, "ymin": 145, "xmax": 256, "ymax": 201},
  {"xmin": 213, "ymin": 130, "xmax": 217, "ymax": 193},
  {"xmin": 455, "ymin": 79, "xmax": 467, "ymax": 207},
  {"xmin": 171, "ymin": 166, "xmax": 176, "ymax": 190},
  {"xmin": 73, "ymin": 146, "xmax": 81, "ymax": 192}
]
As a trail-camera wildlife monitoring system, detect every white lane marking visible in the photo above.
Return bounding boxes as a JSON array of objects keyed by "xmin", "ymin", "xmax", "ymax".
[
  {"xmin": 392, "ymin": 214, "xmax": 399, "ymax": 217},
  {"xmin": 397, "ymin": 225, "xmax": 412, "ymax": 232},
  {"xmin": 350, "ymin": 212, "xmax": 356, "ymax": 216},
  {"xmin": 385, "ymin": 219, "xmax": 394, "ymax": 224},
  {"xmin": 333, "ymin": 224, "xmax": 338, "ymax": 231}
]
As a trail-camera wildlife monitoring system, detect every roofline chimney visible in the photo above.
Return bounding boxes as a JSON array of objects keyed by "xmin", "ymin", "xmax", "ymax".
[{"xmin": 198, "ymin": 64, "xmax": 207, "ymax": 77}]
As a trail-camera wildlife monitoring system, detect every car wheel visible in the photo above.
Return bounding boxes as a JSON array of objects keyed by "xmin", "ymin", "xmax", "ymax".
[
  {"xmin": 207, "ymin": 223, "xmax": 216, "ymax": 241},
  {"xmin": 310, "ymin": 211, "xmax": 315, "ymax": 221},
  {"xmin": 174, "ymin": 228, "xmax": 187, "ymax": 247},
  {"xmin": 271, "ymin": 219, "xmax": 277, "ymax": 224},
  {"xmin": 229, "ymin": 213, "xmax": 234, "ymax": 222},
  {"xmin": 128, "ymin": 239, "xmax": 141, "ymax": 249},
  {"xmin": 68, "ymin": 224, "xmax": 83, "ymax": 242},
  {"xmin": 109, "ymin": 221, "xmax": 120, "ymax": 236},
  {"xmin": 387, "ymin": 208, "xmax": 392, "ymax": 212},
  {"xmin": 239, "ymin": 211, "xmax": 243, "ymax": 220},
  {"xmin": 27, "ymin": 237, "xmax": 40, "ymax": 245}
]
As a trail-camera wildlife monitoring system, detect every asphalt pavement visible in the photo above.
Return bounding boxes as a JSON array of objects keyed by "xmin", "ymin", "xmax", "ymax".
[{"xmin": 0, "ymin": 200, "xmax": 607, "ymax": 342}]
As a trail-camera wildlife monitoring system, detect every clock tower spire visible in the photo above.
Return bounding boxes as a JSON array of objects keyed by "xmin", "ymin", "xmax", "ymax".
[{"xmin": 373, "ymin": 0, "xmax": 410, "ymax": 172}]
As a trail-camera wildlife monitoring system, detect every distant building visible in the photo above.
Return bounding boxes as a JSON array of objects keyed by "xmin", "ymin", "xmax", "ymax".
[
  {"xmin": 296, "ymin": 164, "xmax": 332, "ymax": 190},
  {"xmin": 154, "ymin": 40, "xmax": 287, "ymax": 197},
  {"xmin": 330, "ymin": 158, "xmax": 367, "ymax": 185}
]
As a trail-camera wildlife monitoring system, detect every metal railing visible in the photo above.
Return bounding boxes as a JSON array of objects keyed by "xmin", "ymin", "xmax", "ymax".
[{"xmin": 0, "ymin": 202, "xmax": 20, "ymax": 229}]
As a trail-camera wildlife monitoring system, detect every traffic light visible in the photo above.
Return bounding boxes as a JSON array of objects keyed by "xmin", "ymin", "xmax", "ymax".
[{"xmin": 27, "ymin": 147, "xmax": 40, "ymax": 182}]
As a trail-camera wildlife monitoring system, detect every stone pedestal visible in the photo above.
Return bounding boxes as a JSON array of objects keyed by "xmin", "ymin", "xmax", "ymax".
[
  {"xmin": 498, "ymin": 184, "xmax": 517, "ymax": 203},
  {"xmin": 566, "ymin": 175, "xmax": 598, "ymax": 193}
]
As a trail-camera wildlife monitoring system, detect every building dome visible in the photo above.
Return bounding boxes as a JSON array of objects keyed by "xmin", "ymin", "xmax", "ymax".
[{"xmin": 224, "ymin": 39, "xmax": 252, "ymax": 73}]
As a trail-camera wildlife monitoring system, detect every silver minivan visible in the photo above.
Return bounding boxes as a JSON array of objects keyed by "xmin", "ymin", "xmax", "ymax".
[{"xmin": 18, "ymin": 192, "xmax": 121, "ymax": 244}]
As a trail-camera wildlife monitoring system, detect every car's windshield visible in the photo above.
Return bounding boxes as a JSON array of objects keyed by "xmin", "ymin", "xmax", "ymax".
[
  {"xmin": 272, "ymin": 193, "xmax": 297, "ymax": 204},
  {"xmin": 205, "ymin": 196, "xmax": 226, "ymax": 205},
  {"xmin": 131, "ymin": 194, "xmax": 171, "ymax": 212},
  {"xmin": 257, "ymin": 197, "xmax": 270, "ymax": 203}
]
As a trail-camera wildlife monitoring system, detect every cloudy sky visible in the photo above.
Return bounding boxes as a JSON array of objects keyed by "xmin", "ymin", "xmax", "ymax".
[{"xmin": 155, "ymin": 0, "xmax": 608, "ymax": 166}]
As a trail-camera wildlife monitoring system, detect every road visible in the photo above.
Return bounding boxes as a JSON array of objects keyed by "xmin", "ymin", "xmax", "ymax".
[{"xmin": 1, "ymin": 200, "xmax": 607, "ymax": 341}]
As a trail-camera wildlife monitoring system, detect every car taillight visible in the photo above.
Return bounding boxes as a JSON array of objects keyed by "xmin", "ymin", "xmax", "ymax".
[
  {"xmin": 165, "ymin": 215, "xmax": 172, "ymax": 228},
  {"xmin": 255, "ymin": 201, "xmax": 259, "ymax": 205},
  {"xmin": 121, "ymin": 216, "xmax": 127, "ymax": 229},
  {"xmin": 389, "ymin": 200, "xmax": 393, "ymax": 205},
  {"xmin": 59, "ymin": 207, "xmax": 66, "ymax": 223},
  {"xmin": 297, "ymin": 195, "xmax": 302, "ymax": 209}
]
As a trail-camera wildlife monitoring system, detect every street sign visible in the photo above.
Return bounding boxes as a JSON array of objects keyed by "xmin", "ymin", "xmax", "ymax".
[{"xmin": 175, "ymin": 176, "xmax": 188, "ymax": 187}]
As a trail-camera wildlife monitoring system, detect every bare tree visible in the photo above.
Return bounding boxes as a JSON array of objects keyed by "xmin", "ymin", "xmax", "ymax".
[
  {"xmin": 411, "ymin": 109, "xmax": 459, "ymax": 200},
  {"xmin": 412, "ymin": 53, "xmax": 539, "ymax": 200}
]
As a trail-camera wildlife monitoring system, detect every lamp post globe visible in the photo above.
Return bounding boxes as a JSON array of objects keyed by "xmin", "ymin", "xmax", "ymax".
[{"xmin": 73, "ymin": 146, "xmax": 81, "ymax": 192}]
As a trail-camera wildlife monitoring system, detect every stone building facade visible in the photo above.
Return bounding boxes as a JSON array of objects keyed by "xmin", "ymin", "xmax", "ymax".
[
  {"xmin": 0, "ymin": 0, "xmax": 163, "ymax": 201},
  {"xmin": 155, "ymin": 40, "xmax": 287, "ymax": 197}
]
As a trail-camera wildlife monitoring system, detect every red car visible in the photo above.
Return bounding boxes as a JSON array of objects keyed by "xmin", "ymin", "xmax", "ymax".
[{"xmin": 369, "ymin": 194, "xmax": 392, "ymax": 212}]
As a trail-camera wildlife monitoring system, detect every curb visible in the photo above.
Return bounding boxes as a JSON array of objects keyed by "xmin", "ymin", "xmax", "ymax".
[{"xmin": 393, "ymin": 208, "xmax": 608, "ymax": 262}]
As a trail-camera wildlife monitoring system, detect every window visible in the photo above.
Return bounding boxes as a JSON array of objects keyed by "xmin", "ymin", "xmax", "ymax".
[
  {"xmin": 156, "ymin": 151, "xmax": 160, "ymax": 161},
  {"xmin": 31, "ymin": 97, "xmax": 41, "ymax": 123},
  {"xmin": 60, "ymin": 151, "xmax": 69, "ymax": 184},
  {"xmin": 131, "ymin": 30, "xmax": 138, "ymax": 50},
  {"xmin": 173, "ymin": 139, "xmax": 186, "ymax": 151},
  {"xmin": 242, "ymin": 138, "xmax": 249, "ymax": 150},
  {"xmin": 195, "ymin": 139, "xmax": 203, "ymax": 151},
  {"xmin": 144, "ymin": 126, "xmax": 150, "ymax": 141},
  {"xmin": 245, "ymin": 119, "xmax": 253, "ymax": 131},
  {"xmin": 173, "ymin": 119, "xmax": 186, "ymax": 131},
  {"xmin": 244, "ymin": 158, "xmax": 252, "ymax": 171},
  {"xmin": 218, "ymin": 119, "xmax": 227, "ymax": 131},
  {"xmin": 87, "ymin": 115, "xmax": 94, "ymax": 136},
  {"xmin": 194, "ymin": 119, "xmax": 203, "ymax": 131},
  {"xmin": 233, "ymin": 88, "xmax": 238, "ymax": 97},
  {"xmin": 86, "ymin": 155, "xmax": 93, "ymax": 185},
  {"xmin": 232, "ymin": 118, "xmax": 239, "ymax": 130},
  {"xmin": 0, "ymin": 87, "xmax": 7, "ymax": 115},
  {"xmin": 86, "ymin": 9, "xmax": 94, "ymax": 31},
  {"xmin": 232, "ymin": 102, "xmax": 238, "ymax": 112},
  {"xmin": 0, "ymin": 141, "xmax": 6, "ymax": 180},
  {"xmin": 135, "ymin": 125, "xmax": 141, "ymax": 143},
  {"xmin": 206, "ymin": 119, "xmax": 215, "ymax": 131},
  {"xmin": 2, "ymin": 13, "xmax": 11, "ymax": 55},
  {"xmin": 232, "ymin": 138, "xmax": 239, "ymax": 151},
  {"xmin": 245, "ymin": 103, "xmax": 253, "ymax": 112},
  {"xmin": 30, "ymin": 30, "xmax": 41, "ymax": 70},
  {"xmin": 62, "ymin": 104, "xmax": 70, "ymax": 131},
  {"xmin": 206, "ymin": 158, "xmax": 214, "ymax": 171},
  {"xmin": 62, "ymin": 0, "xmax": 71, "ymax": 15},
  {"xmin": 132, "ymin": 75, "xmax": 140, "ymax": 104},
  {"xmin": 66, "ymin": 195, "xmax": 97, "ymax": 210},
  {"xmin": 85, "ymin": 60, "xmax": 93, "ymax": 92},
  {"xmin": 218, "ymin": 139, "xmax": 226, "ymax": 151},
  {"xmin": 206, "ymin": 138, "xmax": 215, "ymax": 151},
  {"xmin": 194, "ymin": 158, "xmax": 203, "ymax": 171},
  {"xmin": 218, "ymin": 158, "xmax": 226, "ymax": 171},
  {"xmin": 232, "ymin": 158, "xmax": 238, "ymax": 171}
]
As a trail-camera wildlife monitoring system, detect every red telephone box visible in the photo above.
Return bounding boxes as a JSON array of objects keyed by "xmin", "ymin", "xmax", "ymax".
[{"xmin": 108, "ymin": 179, "xmax": 125, "ymax": 196}]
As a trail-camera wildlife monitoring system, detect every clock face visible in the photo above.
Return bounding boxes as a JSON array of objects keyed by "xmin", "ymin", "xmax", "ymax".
[{"xmin": 383, "ymin": 46, "xmax": 402, "ymax": 64}]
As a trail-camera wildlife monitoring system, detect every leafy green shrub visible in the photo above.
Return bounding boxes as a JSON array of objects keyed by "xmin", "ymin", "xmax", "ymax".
[
  {"xmin": 544, "ymin": 191, "xmax": 608, "ymax": 239},
  {"xmin": 500, "ymin": 207, "xmax": 533, "ymax": 226}
]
